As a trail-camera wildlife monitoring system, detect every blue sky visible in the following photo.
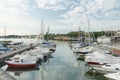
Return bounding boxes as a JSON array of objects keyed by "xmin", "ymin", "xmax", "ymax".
[{"xmin": 0, "ymin": 0, "xmax": 120, "ymax": 35}]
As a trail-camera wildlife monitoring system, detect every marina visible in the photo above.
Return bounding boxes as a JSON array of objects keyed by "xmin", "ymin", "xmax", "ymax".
[
  {"xmin": 0, "ymin": 38, "xmax": 109, "ymax": 80},
  {"xmin": 0, "ymin": 0, "xmax": 120, "ymax": 80}
]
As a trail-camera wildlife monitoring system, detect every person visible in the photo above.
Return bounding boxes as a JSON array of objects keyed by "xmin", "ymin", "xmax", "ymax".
[{"xmin": 21, "ymin": 59, "xmax": 23, "ymax": 62}]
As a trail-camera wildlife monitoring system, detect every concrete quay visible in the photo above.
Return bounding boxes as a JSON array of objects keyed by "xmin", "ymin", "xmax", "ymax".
[{"xmin": 0, "ymin": 69, "xmax": 16, "ymax": 80}]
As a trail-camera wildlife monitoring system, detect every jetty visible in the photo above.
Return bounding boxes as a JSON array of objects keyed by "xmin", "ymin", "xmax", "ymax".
[
  {"xmin": 0, "ymin": 45, "xmax": 35, "ymax": 63},
  {"xmin": 0, "ymin": 45, "xmax": 36, "ymax": 80}
]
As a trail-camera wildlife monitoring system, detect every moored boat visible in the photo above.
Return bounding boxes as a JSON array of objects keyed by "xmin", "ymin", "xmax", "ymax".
[
  {"xmin": 104, "ymin": 72, "xmax": 120, "ymax": 80},
  {"xmin": 85, "ymin": 51, "xmax": 118, "ymax": 65},
  {"xmin": 5, "ymin": 59, "xmax": 36, "ymax": 68},
  {"xmin": 93, "ymin": 63, "xmax": 120, "ymax": 74},
  {"xmin": 5, "ymin": 55, "xmax": 37, "ymax": 68},
  {"xmin": 6, "ymin": 61, "xmax": 36, "ymax": 68}
]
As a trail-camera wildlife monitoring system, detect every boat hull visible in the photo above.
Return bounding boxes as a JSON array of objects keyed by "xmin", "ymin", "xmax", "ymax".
[
  {"xmin": 87, "ymin": 62, "xmax": 100, "ymax": 65},
  {"xmin": 6, "ymin": 61, "xmax": 36, "ymax": 68},
  {"xmin": 93, "ymin": 66, "xmax": 118, "ymax": 74}
]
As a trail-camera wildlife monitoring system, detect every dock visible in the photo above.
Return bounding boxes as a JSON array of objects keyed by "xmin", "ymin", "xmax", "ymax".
[
  {"xmin": 0, "ymin": 45, "xmax": 35, "ymax": 63},
  {"xmin": 0, "ymin": 45, "xmax": 36, "ymax": 80}
]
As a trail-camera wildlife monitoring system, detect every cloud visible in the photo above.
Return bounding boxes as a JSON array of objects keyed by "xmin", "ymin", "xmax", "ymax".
[
  {"xmin": 57, "ymin": 0, "xmax": 120, "ymax": 32},
  {"xmin": 0, "ymin": 0, "xmax": 120, "ymax": 34},
  {"xmin": 35, "ymin": 0, "xmax": 81, "ymax": 10},
  {"xmin": 59, "ymin": 0, "xmax": 120, "ymax": 25},
  {"xmin": 0, "ymin": 0, "xmax": 31, "ymax": 15}
]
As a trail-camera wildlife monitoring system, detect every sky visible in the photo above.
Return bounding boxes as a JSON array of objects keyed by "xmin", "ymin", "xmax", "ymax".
[{"xmin": 0, "ymin": 0, "xmax": 120, "ymax": 35}]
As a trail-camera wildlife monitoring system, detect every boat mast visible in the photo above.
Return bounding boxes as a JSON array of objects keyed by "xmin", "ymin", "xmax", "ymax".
[
  {"xmin": 86, "ymin": 15, "xmax": 91, "ymax": 45},
  {"xmin": 46, "ymin": 25, "xmax": 50, "ymax": 42},
  {"xmin": 78, "ymin": 26, "xmax": 81, "ymax": 42},
  {"xmin": 4, "ymin": 26, "xmax": 6, "ymax": 42},
  {"xmin": 40, "ymin": 19, "xmax": 45, "ymax": 42},
  {"xmin": 85, "ymin": 0, "xmax": 91, "ymax": 45}
]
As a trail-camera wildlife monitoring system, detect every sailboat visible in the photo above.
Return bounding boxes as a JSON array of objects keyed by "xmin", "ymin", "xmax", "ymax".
[
  {"xmin": 0, "ymin": 27, "xmax": 12, "ymax": 45},
  {"xmin": 0, "ymin": 27, "xmax": 11, "ymax": 54},
  {"xmin": 72, "ymin": 17, "xmax": 94, "ymax": 54},
  {"xmin": 71, "ymin": 22, "xmax": 90, "ymax": 53},
  {"xmin": 36, "ymin": 20, "xmax": 56, "ymax": 57}
]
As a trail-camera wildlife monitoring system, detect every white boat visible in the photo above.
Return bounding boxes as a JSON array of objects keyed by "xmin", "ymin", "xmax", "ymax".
[
  {"xmin": 0, "ymin": 44, "xmax": 10, "ymax": 54},
  {"xmin": 104, "ymin": 72, "xmax": 120, "ymax": 80},
  {"xmin": 39, "ymin": 41, "xmax": 56, "ymax": 52},
  {"xmin": 72, "ymin": 43, "xmax": 94, "ymax": 53},
  {"xmin": 6, "ymin": 60, "xmax": 36, "ymax": 68},
  {"xmin": 5, "ymin": 48, "xmax": 45, "ymax": 68},
  {"xmin": 21, "ymin": 50, "xmax": 44, "ymax": 61},
  {"xmin": 97, "ymin": 36, "xmax": 111, "ymax": 43},
  {"xmin": 34, "ymin": 46, "xmax": 52, "ymax": 56},
  {"xmin": 85, "ymin": 51, "xmax": 118, "ymax": 65},
  {"xmin": 41, "ymin": 41, "xmax": 56, "ymax": 48},
  {"xmin": 5, "ymin": 55, "xmax": 37, "ymax": 68},
  {"xmin": 93, "ymin": 63, "xmax": 120, "ymax": 74},
  {"xmin": 72, "ymin": 45, "xmax": 93, "ymax": 53}
]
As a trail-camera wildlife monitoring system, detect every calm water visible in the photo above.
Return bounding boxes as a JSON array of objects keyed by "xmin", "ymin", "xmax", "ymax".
[{"xmin": 1, "ymin": 39, "xmax": 107, "ymax": 80}]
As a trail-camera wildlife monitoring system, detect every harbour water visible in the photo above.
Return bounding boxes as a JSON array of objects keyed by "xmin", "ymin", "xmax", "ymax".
[{"xmin": 1, "ymin": 39, "xmax": 107, "ymax": 80}]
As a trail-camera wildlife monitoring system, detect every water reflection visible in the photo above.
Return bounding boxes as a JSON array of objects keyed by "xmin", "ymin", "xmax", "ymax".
[
  {"xmin": 6, "ymin": 67, "xmax": 39, "ymax": 76},
  {"xmin": 1, "ymin": 40, "xmax": 109, "ymax": 80},
  {"xmin": 74, "ymin": 50, "xmax": 108, "ymax": 80},
  {"xmin": 85, "ymin": 69, "xmax": 107, "ymax": 80}
]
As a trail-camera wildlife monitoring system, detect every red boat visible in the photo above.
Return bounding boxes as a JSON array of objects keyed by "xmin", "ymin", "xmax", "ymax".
[
  {"xmin": 6, "ymin": 61, "xmax": 36, "ymax": 68},
  {"xmin": 87, "ymin": 62, "xmax": 100, "ymax": 65},
  {"xmin": 111, "ymin": 48, "xmax": 120, "ymax": 55},
  {"xmin": 5, "ymin": 57, "xmax": 36, "ymax": 68}
]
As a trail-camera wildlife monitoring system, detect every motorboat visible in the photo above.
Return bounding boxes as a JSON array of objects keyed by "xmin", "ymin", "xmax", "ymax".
[
  {"xmin": 5, "ymin": 58, "xmax": 36, "ymax": 68},
  {"xmin": 0, "ymin": 47, "xmax": 10, "ymax": 54},
  {"xmin": 85, "ymin": 51, "xmax": 118, "ymax": 65},
  {"xmin": 34, "ymin": 46, "xmax": 53, "ymax": 56},
  {"xmin": 104, "ymin": 72, "xmax": 120, "ymax": 80},
  {"xmin": 6, "ymin": 66, "xmax": 38, "ymax": 72},
  {"xmin": 0, "ymin": 44, "xmax": 10, "ymax": 54},
  {"xmin": 22, "ymin": 50, "xmax": 44, "ymax": 62},
  {"xmin": 5, "ymin": 53, "xmax": 37, "ymax": 68},
  {"xmin": 93, "ymin": 63, "xmax": 120, "ymax": 74},
  {"xmin": 6, "ymin": 66, "xmax": 38, "ymax": 76}
]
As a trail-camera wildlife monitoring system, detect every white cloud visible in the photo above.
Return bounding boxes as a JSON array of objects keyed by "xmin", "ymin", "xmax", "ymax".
[
  {"xmin": 0, "ymin": 0, "xmax": 120, "ymax": 34},
  {"xmin": 35, "ymin": 0, "xmax": 81, "ymax": 10},
  {"xmin": 59, "ymin": 0, "xmax": 120, "ymax": 23},
  {"xmin": 0, "ymin": 0, "xmax": 31, "ymax": 15},
  {"xmin": 57, "ymin": 0, "xmax": 120, "ymax": 32}
]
